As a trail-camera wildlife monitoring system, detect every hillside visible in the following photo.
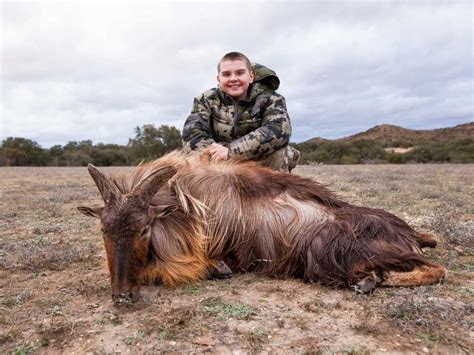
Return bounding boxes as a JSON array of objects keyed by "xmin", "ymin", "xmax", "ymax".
[
  {"xmin": 295, "ymin": 122, "xmax": 473, "ymax": 164},
  {"xmin": 305, "ymin": 122, "xmax": 474, "ymax": 147}
]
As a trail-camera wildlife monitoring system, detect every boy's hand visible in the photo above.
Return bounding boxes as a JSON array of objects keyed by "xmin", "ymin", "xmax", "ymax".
[{"xmin": 209, "ymin": 143, "xmax": 229, "ymax": 162}]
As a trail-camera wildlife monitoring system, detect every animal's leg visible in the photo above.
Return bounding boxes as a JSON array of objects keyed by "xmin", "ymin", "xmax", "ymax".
[
  {"xmin": 207, "ymin": 260, "xmax": 233, "ymax": 280},
  {"xmin": 350, "ymin": 259, "xmax": 383, "ymax": 294},
  {"xmin": 382, "ymin": 264, "xmax": 446, "ymax": 287},
  {"xmin": 353, "ymin": 271, "xmax": 383, "ymax": 294}
]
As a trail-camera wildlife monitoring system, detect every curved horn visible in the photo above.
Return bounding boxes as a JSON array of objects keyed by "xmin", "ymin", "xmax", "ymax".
[
  {"xmin": 87, "ymin": 164, "xmax": 121, "ymax": 204},
  {"xmin": 130, "ymin": 165, "xmax": 177, "ymax": 202}
]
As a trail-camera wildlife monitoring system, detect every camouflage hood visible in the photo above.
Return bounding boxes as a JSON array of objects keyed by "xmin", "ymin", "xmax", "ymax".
[
  {"xmin": 247, "ymin": 63, "xmax": 280, "ymax": 101},
  {"xmin": 252, "ymin": 63, "xmax": 280, "ymax": 90}
]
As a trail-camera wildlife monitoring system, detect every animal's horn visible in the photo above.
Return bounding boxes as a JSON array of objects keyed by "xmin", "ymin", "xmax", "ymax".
[
  {"xmin": 87, "ymin": 164, "xmax": 121, "ymax": 204},
  {"xmin": 131, "ymin": 165, "xmax": 177, "ymax": 202}
]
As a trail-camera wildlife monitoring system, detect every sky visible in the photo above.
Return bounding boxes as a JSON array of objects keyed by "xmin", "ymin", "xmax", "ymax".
[{"xmin": 1, "ymin": 0, "xmax": 473, "ymax": 148}]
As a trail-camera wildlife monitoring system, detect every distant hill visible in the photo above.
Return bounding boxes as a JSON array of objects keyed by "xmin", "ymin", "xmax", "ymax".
[
  {"xmin": 294, "ymin": 122, "xmax": 473, "ymax": 164},
  {"xmin": 304, "ymin": 122, "xmax": 474, "ymax": 147}
]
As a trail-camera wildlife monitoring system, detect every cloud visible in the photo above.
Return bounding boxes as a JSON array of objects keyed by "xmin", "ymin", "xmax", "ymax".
[{"xmin": 1, "ymin": 1, "xmax": 472, "ymax": 147}]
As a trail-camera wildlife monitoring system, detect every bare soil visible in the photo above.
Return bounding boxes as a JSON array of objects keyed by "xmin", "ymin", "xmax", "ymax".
[{"xmin": 1, "ymin": 164, "xmax": 472, "ymax": 354}]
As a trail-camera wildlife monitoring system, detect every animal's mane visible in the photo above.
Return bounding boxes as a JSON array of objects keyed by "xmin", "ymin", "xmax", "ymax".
[{"xmin": 112, "ymin": 150, "xmax": 346, "ymax": 210}]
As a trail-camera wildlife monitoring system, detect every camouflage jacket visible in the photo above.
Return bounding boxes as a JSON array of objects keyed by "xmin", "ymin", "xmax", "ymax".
[{"xmin": 182, "ymin": 63, "xmax": 292, "ymax": 160}]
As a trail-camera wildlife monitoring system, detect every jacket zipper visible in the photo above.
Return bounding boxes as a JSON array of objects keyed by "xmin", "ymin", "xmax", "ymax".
[{"xmin": 232, "ymin": 103, "xmax": 239, "ymax": 139}]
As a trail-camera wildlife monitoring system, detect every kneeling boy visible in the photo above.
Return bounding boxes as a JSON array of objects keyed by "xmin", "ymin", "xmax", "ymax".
[{"xmin": 182, "ymin": 51, "xmax": 300, "ymax": 172}]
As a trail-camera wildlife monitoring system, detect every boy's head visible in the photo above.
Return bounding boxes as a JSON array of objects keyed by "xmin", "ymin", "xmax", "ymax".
[{"xmin": 217, "ymin": 52, "xmax": 255, "ymax": 101}]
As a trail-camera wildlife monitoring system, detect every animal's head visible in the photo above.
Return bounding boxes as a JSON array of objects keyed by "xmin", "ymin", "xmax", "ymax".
[{"xmin": 78, "ymin": 164, "xmax": 177, "ymax": 303}]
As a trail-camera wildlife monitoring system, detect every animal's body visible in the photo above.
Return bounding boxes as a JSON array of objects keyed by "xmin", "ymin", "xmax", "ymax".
[{"xmin": 78, "ymin": 151, "xmax": 445, "ymax": 302}]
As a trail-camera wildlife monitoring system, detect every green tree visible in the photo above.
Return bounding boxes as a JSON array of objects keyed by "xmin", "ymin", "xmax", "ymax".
[
  {"xmin": 91, "ymin": 143, "xmax": 130, "ymax": 166},
  {"xmin": 158, "ymin": 125, "xmax": 182, "ymax": 151},
  {"xmin": 48, "ymin": 145, "xmax": 64, "ymax": 166},
  {"xmin": 0, "ymin": 137, "xmax": 48, "ymax": 166},
  {"xmin": 128, "ymin": 124, "xmax": 182, "ymax": 163},
  {"xmin": 61, "ymin": 140, "xmax": 94, "ymax": 166}
]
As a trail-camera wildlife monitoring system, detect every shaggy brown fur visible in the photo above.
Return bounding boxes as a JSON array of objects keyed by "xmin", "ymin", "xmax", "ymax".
[{"xmin": 79, "ymin": 150, "xmax": 445, "ymax": 300}]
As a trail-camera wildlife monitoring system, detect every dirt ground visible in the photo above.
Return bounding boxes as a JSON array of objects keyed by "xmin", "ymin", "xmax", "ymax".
[{"xmin": 1, "ymin": 164, "xmax": 472, "ymax": 354}]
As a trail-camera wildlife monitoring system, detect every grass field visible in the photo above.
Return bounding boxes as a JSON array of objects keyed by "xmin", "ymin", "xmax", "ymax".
[{"xmin": 1, "ymin": 164, "xmax": 472, "ymax": 353}]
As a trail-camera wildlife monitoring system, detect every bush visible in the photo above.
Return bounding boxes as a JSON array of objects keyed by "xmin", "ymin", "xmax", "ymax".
[{"xmin": 295, "ymin": 140, "xmax": 386, "ymax": 164}]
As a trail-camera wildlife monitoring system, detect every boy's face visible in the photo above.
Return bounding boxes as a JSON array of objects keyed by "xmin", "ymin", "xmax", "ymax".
[{"xmin": 217, "ymin": 60, "xmax": 255, "ymax": 101}]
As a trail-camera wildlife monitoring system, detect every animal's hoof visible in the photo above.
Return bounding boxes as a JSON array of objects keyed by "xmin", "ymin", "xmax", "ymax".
[
  {"xmin": 353, "ymin": 276, "xmax": 376, "ymax": 294},
  {"xmin": 208, "ymin": 260, "xmax": 233, "ymax": 280},
  {"xmin": 112, "ymin": 292, "xmax": 140, "ymax": 304}
]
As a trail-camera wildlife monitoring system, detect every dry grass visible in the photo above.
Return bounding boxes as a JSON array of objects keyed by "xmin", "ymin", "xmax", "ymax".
[
  {"xmin": 0, "ymin": 164, "xmax": 473, "ymax": 353},
  {"xmin": 1, "ymin": 238, "xmax": 96, "ymax": 271},
  {"xmin": 427, "ymin": 209, "xmax": 473, "ymax": 248},
  {"xmin": 383, "ymin": 286, "xmax": 472, "ymax": 349}
]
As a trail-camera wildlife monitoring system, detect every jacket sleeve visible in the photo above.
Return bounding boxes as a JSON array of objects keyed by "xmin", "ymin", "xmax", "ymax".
[
  {"xmin": 228, "ymin": 93, "xmax": 291, "ymax": 160},
  {"xmin": 182, "ymin": 94, "xmax": 216, "ymax": 151}
]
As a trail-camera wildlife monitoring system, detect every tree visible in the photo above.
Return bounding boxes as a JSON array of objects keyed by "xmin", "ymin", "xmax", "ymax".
[
  {"xmin": 92, "ymin": 143, "xmax": 130, "ymax": 166},
  {"xmin": 48, "ymin": 145, "xmax": 64, "ymax": 166},
  {"xmin": 0, "ymin": 137, "xmax": 48, "ymax": 166},
  {"xmin": 157, "ymin": 125, "xmax": 182, "ymax": 151},
  {"xmin": 128, "ymin": 124, "xmax": 182, "ymax": 163},
  {"xmin": 59, "ymin": 140, "xmax": 94, "ymax": 166}
]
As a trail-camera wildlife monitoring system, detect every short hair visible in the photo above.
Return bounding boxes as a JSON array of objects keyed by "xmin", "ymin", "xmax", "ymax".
[{"xmin": 217, "ymin": 52, "xmax": 252, "ymax": 72}]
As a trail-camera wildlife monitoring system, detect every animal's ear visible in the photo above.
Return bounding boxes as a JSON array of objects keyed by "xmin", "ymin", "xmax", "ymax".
[
  {"xmin": 87, "ymin": 164, "xmax": 121, "ymax": 205},
  {"xmin": 149, "ymin": 204, "xmax": 179, "ymax": 220},
  {"xmin": 77, "ymin": 206, "xmax": 103, "ymax": 218},
  {"xmin": 131, "ymin": 166, "xmax": 177, "ymax": 202}
]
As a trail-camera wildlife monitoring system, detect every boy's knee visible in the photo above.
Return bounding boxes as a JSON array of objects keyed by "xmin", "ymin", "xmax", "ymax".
[{"xmin": 261, "ymin": 146, "xmax": 300, "ymax": 173}]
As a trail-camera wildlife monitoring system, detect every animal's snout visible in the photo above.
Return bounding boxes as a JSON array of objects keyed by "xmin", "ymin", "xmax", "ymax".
[{"xmin": 112, "ymin": 291, "xmax": 140, "ymax": 304}]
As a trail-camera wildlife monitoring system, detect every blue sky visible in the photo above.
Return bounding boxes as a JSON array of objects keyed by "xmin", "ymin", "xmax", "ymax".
[{"xmin": 1, "ymin": 1, "xmax": 473, "ymax": 147}]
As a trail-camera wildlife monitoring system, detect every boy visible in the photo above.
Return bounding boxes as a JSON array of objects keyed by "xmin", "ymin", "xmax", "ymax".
[{"xmin": 182, "ymin": 52, "xmax": 300, "ymax": 172}]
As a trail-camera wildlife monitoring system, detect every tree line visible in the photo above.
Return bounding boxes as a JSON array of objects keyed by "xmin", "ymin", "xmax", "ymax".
[
  {"xmin": 292, "ymin": 138, "xmax": 474, "ymax": 164},
  {"xmin": 1, "ymin": 124, "xmax": 472, "ymax": 166},
  {"xmin": 0, "ymin": 124, "xmax": 182, "ymax": 166}
]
